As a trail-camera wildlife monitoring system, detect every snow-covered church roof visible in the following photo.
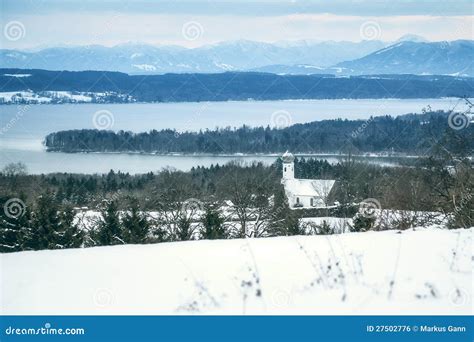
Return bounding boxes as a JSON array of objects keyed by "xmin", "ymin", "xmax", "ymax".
[{"xmin": 283, "ymin": 179, "xmax": 335, "ymax": 198}]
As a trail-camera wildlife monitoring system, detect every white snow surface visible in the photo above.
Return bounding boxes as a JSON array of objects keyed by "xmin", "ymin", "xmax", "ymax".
[
  {"xmin": 283, "ymin": 179, "xmax": 335, "ymax": 197},
  {"xmin": 131, "ymin": 64, "xmax": 157, "ymax": 71},
  {"xmin": 0, "ymin": 91, "xmax": 52, "ymax": 103},
  {"xmin": 1, "ymin": 227, "xmax": 472, "ymax": 315},
  {"xmin": 3, "ymin": 74, "xmax": 32, "ymax": 78},
  {"xmin": 0, "ymin": 90, "xmax": 134, "ymax": 104},
  {"xmin": 44, "ymin": 91, "xmax": 93, "ymax": 102}
]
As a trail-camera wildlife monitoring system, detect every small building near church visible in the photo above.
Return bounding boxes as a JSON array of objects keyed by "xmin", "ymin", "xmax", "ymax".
[{"xmin": 281, "ymin": 151, "xmax": 336, "ymax": 209}]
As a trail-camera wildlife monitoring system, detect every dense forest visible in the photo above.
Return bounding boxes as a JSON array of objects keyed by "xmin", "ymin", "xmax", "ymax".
[
  {"xmin": 2, "ymin": 68, "xmax": 474, "ymax": 102},
  {"xmin": 45, "ymin": 111, "xmax": 474, "ymax": 154}
]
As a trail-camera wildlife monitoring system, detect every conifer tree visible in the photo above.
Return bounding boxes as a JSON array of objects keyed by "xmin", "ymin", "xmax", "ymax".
[
  {"xmin": 175, "ymin": 216, "xmax": 193, "ymax": 241},
  {"xmin": 122, "ymin": 197, "xmax": 150, "ymax": 244},
  {"xmin": 26, "ymin": 192, "xmax": 84, "ymax": 250},
  {"xmin": 200, "ymin": 204, "xmax": 226, "ymax": 240},
  {"xmin": 0, "ymin": 195, "xmax": 31, "ymax": 252},
  {"xmin": 59, "ymin": 204, "xmax": 85, "ymax": 248},
  {"xmin": 268, "ymin": 185, "xmax": 303, "ymax": 236},
  {"xmin": 93, "ymin": 200, "xmax": 124, "ymax": 246},
  {"xmin": 30, "ymin": 192, "xmax": 62, "ymax": 249}
]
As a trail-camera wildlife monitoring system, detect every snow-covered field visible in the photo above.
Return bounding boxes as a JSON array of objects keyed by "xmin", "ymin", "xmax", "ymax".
[
  {"xmin": 0, "ymin": 90, "xmax": 134, "ymax": 104},
  {"xmin": 1, "ymin": 227, "xmax": 471, "ymax": 315}
]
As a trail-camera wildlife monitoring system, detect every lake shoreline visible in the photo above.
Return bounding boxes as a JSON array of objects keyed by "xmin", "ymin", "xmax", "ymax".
[
  {"xmin": 45, "ymin": 150, "xmax": 422, "ymax": 159},
  {"xmin": 0, "ymin": 96, "xmax": 464, "ymax": 106},
  {"xmin": 2, "ymin": 98, "xmax": 470, "ymax": 174}
]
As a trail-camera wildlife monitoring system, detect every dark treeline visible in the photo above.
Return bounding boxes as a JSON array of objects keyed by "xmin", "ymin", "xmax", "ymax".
[
  {"xmin": 45, "ymin": 111, "xmax": 474, "ymax": 154},
  {"xmin": 2, "ymin": 69, "xmax": 473, "ymax": 102}
]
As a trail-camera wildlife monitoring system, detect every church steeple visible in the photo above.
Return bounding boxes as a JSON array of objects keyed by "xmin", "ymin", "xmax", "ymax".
[{"xmin": 282, "ymin": 151, "xmax": 295, "ymax": 180}]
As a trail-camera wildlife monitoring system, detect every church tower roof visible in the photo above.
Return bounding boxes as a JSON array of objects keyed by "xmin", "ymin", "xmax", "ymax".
[{"xmin": 282, "ymin": 151, "xmax": 295, "ymax": 163}]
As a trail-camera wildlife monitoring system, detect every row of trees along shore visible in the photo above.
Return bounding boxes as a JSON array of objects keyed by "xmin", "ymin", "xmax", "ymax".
[{"xmin": 44, "ymin": 111, "xmax": 473, "ymax": 154}]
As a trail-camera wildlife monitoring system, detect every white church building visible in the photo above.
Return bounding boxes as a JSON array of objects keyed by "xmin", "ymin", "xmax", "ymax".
[{"xmin": 281, "ymin": 151, "xmax": 336, "ymax": 209}]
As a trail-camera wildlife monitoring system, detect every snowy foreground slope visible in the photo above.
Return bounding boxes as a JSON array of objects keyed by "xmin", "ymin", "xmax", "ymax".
[{"xmin": 1, "ymin": 228, "xmax": 472, "ymax": 315}]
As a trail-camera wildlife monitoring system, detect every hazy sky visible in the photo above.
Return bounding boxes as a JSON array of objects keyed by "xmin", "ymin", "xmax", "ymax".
[{"xmin": 1, "ymin": 0, "xmax": 472, "ymax": 49}]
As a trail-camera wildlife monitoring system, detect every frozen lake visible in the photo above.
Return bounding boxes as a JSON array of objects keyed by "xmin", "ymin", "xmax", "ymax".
[{"xmin": 0, "ymin": 98, "xmax": 463, "ymax": 174}]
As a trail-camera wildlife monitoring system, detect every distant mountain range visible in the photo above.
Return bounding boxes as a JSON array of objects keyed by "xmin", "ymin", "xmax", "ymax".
[
  {"xmin": 0, "ymin": 39, "xmax": 385, "ymax": 74},
  {"xmin": 1, "ymin": 38, "xmax": 472, "ymax": 77},
  {"xmin": 251, "ymin": 40, "xmax": 474, "ymax": 76},
  {"xmin": 336, "ymin": 40, "xmax": 474, "ymax": 76}
]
